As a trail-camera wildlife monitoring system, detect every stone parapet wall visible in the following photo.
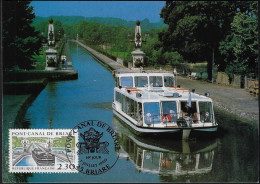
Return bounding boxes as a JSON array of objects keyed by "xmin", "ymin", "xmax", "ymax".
[
  {"xmin": 232, "ymin": 74, "xmax": 241, "ymax": 88},
  {"xmin": 216, "ymin": 72, "xmax": 230, "ymax": 85}
]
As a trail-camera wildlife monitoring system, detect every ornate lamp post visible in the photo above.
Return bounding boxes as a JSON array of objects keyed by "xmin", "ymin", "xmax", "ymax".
[
  {"xmin": 45, "ymin": 18, "xmax": 58, "ymax": 71},
  {"xmin": 21, "ymin": 139, "xmax": 29, "ymax": 153},
  {"xmin": 47, "ymin": 138, "xmax": 53, "ymax": 152},
  {"xmin": 131, "ymin": 20, "xmax": 145, "ymax": 69}
]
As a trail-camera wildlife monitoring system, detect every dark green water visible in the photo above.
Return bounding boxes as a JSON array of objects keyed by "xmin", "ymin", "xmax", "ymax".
[{"xmin": 19, "ymin": 42, "xmax": 258, "ymax": 182}]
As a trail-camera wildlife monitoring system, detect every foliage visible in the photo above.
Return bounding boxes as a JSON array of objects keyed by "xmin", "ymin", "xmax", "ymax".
[
  {"xmin": 219, "ymin": 2, "xmax": 258, "ymax": 79},
  {"xmin": 3, "ymin": 0, "xmax": 42, "ymax": 70},
  {"xmin": 28, "ymin": 1, "xmax": 258, "ymax": 82},
  {"xmin": 32, "ymin": 50, "xmax": 46, "ymax": 70},
  {"xmin": 54, "ymin": 20, "xmax": 65, "ymax": 41},
  {"xmin": 33, "ymin": 16, "xmax": 170, "ymax": 68},
  {"xmin": 163, "ymin": 51, "xmax": 184, "ymax": 66},
  {"xmin": 58, "ymin": 19, "xmax": 180, "ymax": 68},
  {"xmin": 159, "ymin": 1, "xmax": 254, "ymax": 79},
  {"xmin": 142, "ymin": 32, "xmax": 162, "ymax": 66},
  {"xmin": 33, "ymin": 19, "xmax": 64, "ymax": 41},
  {"xmin": 33, "ymin": 16, "xmax": 166, "ymax": 31},
  {"xmin": 62, "ymin": 21, "xmax": 136, "ymax": 65},
  {"xmin": 12, "ymin": 137, "xmax": 23, "ymax": 149},
  {"xmin": 53, "ymin": 137, "xmax": 75, "ymax": 150},
  {"xmin": 34, "ymin": 16, "xmax": 86, "ymax": 25}
]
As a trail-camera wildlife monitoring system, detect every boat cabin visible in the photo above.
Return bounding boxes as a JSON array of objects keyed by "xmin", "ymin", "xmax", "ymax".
[
  {"xmin": 113, "ymin": 73, "xmax": 215, "ymax": 128},
  {"xmin": 115, "ymin": 73, "xmax": 175, "ymax": 89}
]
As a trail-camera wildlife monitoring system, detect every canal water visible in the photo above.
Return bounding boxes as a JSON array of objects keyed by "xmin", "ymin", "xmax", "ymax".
[{"xmin": 21, "ymin": 42, "xmax": 258, "ymax": 182}]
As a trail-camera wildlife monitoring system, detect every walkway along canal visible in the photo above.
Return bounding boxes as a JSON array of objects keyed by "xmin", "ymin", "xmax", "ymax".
[{"xmin": 6, "ymin": 41, "xmax": 259, "ymax": 182}]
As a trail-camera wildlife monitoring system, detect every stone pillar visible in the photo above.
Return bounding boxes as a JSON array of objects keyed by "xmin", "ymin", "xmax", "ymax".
[
  {"xmin": 45, "ymin": 18, "xmax": 58, "ymax": 70},
  {"xmin": 131, "ymin": 20, "xmax": 145, "ymax": 69},
  {"xmin": 48, "ymin": 18, "xmax": 55, "ymax": 46},
  {"xmin": 45, "ymin": 48, "xmax": 58, "ymax": 70},
  {"xmin": 21, "ymin": 139, "xmax": 29, "ymax": 153},
  {"xmin": 131, "ymin": 50, "xmax": 145, "ymax": 68},
  {"xmin": 47, "ymin": 139, "xmax": 53, "ymax": 152},
  {"xmin": 244, "ymin": 76, "xmax": 248, "ymax": 89}
]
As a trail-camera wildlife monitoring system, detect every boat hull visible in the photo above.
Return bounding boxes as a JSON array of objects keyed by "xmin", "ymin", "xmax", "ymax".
[
  {"xmin": 32, "ymin": 151, "xmax": 55, "ymax": 166},
  {"xmin": 113, "ymin": 110, "xmax": 218, "ymax": 139}
]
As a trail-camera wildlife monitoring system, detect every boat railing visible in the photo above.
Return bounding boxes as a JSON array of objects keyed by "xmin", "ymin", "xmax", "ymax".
[
  {"xmin": 178, "ymin": 112, "xmax": 214, "ymax": 127},
  {"xmin": 145, "ymin": 113, "xmax": 180, "ymax": 127},
  {"xmin": 144, "ymin": 112, "xmax": 214, "ymax": 127}
]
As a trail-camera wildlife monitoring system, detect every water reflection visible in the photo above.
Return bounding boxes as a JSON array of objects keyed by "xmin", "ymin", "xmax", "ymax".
[
  {"xmin": 112, "ymin": 115, "xmax": 218, "ymax": 180},
  {"xmin": 46, "ymin": 83, "xmax": 58, "ymax": 129}
]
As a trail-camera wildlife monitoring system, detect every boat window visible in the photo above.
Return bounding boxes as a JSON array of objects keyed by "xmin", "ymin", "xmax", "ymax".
[
  {"xmin": 133, "ymin": 102, "xmax": 143, "ymax": 123},
  {"xmin": 164, "ymin": 76, "xmax": 175, "ymax": 87},
  {"xmin": 144, "ymin": 102, "xmax": 160, "ymax": 124},
  {"xmin": 162, "ymin": 101, "xmax": 177, "ymax": 122},
  {"xmin": 178, "ymin": 153, "xmax": 197, "ymax": 170},
  {"xmin": 120, "ymin": 77, "xmax": 133, "ymax": 88},
  {"xmin": 199, "ymin": 102, "xmax": 213, "ymax": 122},
  {"xmin": 198, "ymin": 150, "xmax": 215, "ymax": 169},
  {"xmin": 121, "ymin": 95, "xmax": 135, "ymax": 117},
  {"xmin": 180, "ymin": 101, "xmax": 197, "ymax": 117},
  {"xmin": 116, "ymin": 77, "xmax": 119, "ymax": 87},
  {"xmin": 143, "ymin": 151, "xmax": 160, "ymax": 170},
  {"xmin": 122, "ymin": 95, "xmax": 126, "ymax": 112},
  {"xmin": 135, "ymin": 76, "xmax": 148, "ymax": 87},
  {"xmin": 126, "ymin": 97, "xmax": 135, "ymax": 117},
  {"xmin": 115, "ymin": 91, "xmax": 121, "ymax": 103},
  {"xmin": 149, "ymin": 76, "xmax": 163, "ymax": 87}
]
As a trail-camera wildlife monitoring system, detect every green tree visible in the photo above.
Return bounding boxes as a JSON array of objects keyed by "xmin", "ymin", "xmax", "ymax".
[
  {"xmin": 219, "ymin": 2, "xmax": 258, "ymax": 78},
  {"xmin": 54, "ymin": 20, "xmax": 65, "ymax": 41},
  {"xmin": 163, "ymin": 51, "xmax": 184, "ymax": 66},
  {"xmin": 33, "ymin": 20, "xmax": 49, "ymax": 39},
  {"xmin": 142, "ymin": 30, "xmax": 162, "ymax": 66},
  {"xmin": 3, "ymin": 0, "xmax": 42, "ymax": 70},
  {"xmin": 159, "ymin": 1, "xmax": 252, "ymax": 79}
]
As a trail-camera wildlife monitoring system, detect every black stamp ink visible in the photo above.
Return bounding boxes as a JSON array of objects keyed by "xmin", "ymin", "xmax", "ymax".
[{"xmin": 65, "ymin": 120, "xmax": 120, "ymax": 175}]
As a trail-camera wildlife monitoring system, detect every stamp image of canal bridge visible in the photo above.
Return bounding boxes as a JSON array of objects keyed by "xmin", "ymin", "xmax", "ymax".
[
  {"xmin": 9, "ymin": 129, "xmax": 78, "ymax": 173},
  {"xmin": 12, "ymin": 139, "xmax": 73, "ymax": 167}
]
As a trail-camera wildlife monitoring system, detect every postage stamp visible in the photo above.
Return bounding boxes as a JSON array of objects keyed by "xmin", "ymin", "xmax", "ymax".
[
  {"xmin": 65, "ymin": 120, "xmax": 121, "ymax": 175},
  {"xmin": 9, "ymin": 129, "xmax": 78, "ymax": 173}
]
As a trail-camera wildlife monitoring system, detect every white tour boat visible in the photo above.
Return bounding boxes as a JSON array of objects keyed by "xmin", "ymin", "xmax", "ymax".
[{"xmin": 112, "ymin": 72, "xmax": 218, "ymax": 139}]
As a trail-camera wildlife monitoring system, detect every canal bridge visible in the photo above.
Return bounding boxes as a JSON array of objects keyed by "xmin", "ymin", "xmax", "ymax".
[
  {"xmin": 12, "ymin": 142, "xmax": 69, "ymax": 166},
  {"xmin": 35, "ymin": 143, "xmax": 69, "ymax": 162},
  {"xmin": 12, "ymin": 143, "xmax": 34, "ymax": 166}
]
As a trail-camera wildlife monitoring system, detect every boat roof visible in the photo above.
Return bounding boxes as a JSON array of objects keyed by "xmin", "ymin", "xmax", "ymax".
[
  {"xmin": 115, "ymin": 87, "xmax": 212, "ymax": 102},
  {"xmin": 116, "ymin": 72, "xmax": 174, "ymax": 77},
  {"xmin": 115, "ymin": 72, "xmax": 212, "ymax": 102}
]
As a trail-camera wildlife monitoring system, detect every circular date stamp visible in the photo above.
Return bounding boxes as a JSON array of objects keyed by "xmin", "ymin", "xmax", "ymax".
[{"xmin": 65, "ymin": 120, "xmax": 120, "ymax": 175}]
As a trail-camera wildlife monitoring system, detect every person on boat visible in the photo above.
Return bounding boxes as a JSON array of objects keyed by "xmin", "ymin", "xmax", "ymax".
[
  {"xmin": 181, "ymin": 106, "xmax": 189, "ymax": 117},
  {"xmin": 180, "ymin": 106, "xmax": 192, "ymax": 127},
  {"xmin": 187, "ymin": 107, "xmax": 192, "ymax": 116},
  {"xmin": 137, "ymin": 109, "xmax": 142, "ymax": 122},
  {"xmin": 146, "ymin": 113, "xmax": 152, "ymax": 123},
  {"xmin": 169, "ymin": 109, "xmax": 177, "ymax": 122}
]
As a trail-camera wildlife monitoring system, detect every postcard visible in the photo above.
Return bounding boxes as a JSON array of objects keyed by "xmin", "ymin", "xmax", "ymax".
[{"xmin": 2, "ymin": 1, "xmax": 258, "ymax": 183}]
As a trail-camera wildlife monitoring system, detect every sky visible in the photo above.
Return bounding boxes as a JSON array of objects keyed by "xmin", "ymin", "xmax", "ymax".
[{"xmin": 30, "ymin": 1, "xmax": 166, "ymax": 23}]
